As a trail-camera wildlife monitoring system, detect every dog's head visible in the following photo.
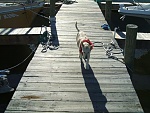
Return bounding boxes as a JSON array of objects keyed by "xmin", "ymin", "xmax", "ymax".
[
  {"xmin": 82, "ymin": 42, "xmax": 91, "ymax": 59},
  {"xmin": 80, "ymin": 40, "xmax": 94, "ymax": 59}
]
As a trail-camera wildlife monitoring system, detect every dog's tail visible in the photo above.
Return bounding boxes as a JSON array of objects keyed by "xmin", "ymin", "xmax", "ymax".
[{"xmin": 75, "ymin": 22, "xmax": 80, "ymax": 32}]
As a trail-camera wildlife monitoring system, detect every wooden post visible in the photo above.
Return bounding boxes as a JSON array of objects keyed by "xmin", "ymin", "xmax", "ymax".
[
  {"xmin": 50, "ymin": 0, "xmax": 55, "ymax": 17},
  {"xmin": 49, "ymin": 0, "xmax": 57, "ymax": 40},
  {"xmin": 105, "ymin": 0, "xmax": 112, "ymax": 23},
  {"xmin": 124, "ymin": 24, "xmax": 138, "ymax": 72}
]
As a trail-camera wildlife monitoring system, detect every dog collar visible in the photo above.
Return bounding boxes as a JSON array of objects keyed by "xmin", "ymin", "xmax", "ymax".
[{"xmin": 79, "ymin": 39, "xmax": 94, "ymax": 54}]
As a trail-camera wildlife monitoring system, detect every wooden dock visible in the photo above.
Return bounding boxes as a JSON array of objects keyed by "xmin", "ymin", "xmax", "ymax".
[
  {"xmin": 114, "ymin": 31, "xmax": 150, "ymax": 40},
  {"xmin": 113, "ymin": 31, "xmax": 150, "ymax": 49},
  {"xmin": 5, "ymin": 0, "xmax": 144, "ymax": 112}
]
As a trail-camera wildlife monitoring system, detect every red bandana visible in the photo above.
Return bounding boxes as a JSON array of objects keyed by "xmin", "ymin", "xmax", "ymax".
[{"xmin": 79, "ymin": 39, "xmax": 94, "ymax": 54}]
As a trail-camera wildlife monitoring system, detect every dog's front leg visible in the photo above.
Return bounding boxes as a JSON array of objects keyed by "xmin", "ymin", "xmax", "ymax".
[
  {"xmin": 85, "ymin": 54, "xmax": 90, "ymax": 69},
  {"xmin": 86, "ymin": 60, "xmax": 89, "ymax": 69},
  {"xmin": 79, "ymin": 52, "xmax": 82, "ymax": 59}
]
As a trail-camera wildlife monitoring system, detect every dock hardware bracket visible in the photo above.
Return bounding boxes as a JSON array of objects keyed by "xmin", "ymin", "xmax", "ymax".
[{"xmin": 0, "ymin": 70, "xmax": 14, "ymax": 94}]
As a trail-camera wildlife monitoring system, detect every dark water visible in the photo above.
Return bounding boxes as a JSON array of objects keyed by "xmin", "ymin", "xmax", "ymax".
[
  {"xmin": 0, "ymin": 45, "xmax": 35, "ymax": 73},
  {"xmin": 0, "ymin": 45, "xmax": 36, "ymax": 113}
]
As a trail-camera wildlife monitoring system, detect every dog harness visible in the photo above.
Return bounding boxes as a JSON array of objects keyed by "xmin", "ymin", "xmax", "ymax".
[{"xmin": 79, "ymin": 39, "xmax": 94, "ymax": 54}]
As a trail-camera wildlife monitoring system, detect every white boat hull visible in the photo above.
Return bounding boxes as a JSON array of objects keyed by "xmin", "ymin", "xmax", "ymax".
[{"xmin": 118, "ymin": 4, "xmax": 150, "ymax": 19}]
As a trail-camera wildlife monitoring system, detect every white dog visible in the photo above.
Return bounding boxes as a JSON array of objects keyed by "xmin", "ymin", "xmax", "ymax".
[{"xmin": 75, "ymin": 22, "xmax": 94, "ymax": 69}]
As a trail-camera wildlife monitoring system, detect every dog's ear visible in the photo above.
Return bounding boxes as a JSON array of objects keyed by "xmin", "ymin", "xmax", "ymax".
[{"xmin": 81, "ymin": 42, "xmax": 84, "ymax": 47}]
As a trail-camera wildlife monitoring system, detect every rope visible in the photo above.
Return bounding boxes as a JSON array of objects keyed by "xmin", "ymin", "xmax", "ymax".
[
  {"xmin": 0, "ymin": 45, "xmax": 38, "ymax": 72},
  {"xmin": 94, "ymin": 36, "xmax": 134, "ymax": 73},
  {"xmin": 16, "ymin": 1, "xmax": 50, "ymax": 20},
  {"xmin": 0, "ymin": 2, "xmax": 51, "ymax": 72},
  {"xmin": 93, "ymin": 41, "xmax": 134, "ymax": 73},
  {"xmin": 13, "ymin": 1, "xmax": 51, "ymax": 21},
  {"xmin": 28, "ymin": 8, "xmax": 50, "ymax": 20},
  {"xmin": 0, "ymin": 25, "xmax": 58, "ymax": 72},
  {"xmin": 94, "ymin": 26, "xmax": 124, "ymax": 60},
  {"xmin": 27, "ymin": 1, "xmax": 50, "ymax": 20},
  {"xmin": 93, "ymin": 41, "xmax": 123, "ymax": 59},
  {"xmin": 39, "ymin": 26, "xmax": 59, "ymax": 53},
  {"xmin": 133, "ymin": 0, "xmax": 145, "ymax": 11}
]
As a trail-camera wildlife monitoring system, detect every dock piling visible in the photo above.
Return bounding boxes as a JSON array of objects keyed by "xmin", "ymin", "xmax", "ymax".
[
  {"xmin": 124, "ymin": 24, "xmax": 138, "ymax": 72},
  {"xmin": 0, "ymin": 70, "xmax": 14, "ymax": 94},
  {"xmin": 50, "ymin": 0, "xmax": 55, "ymax": 17},
  {"xmin": 105, "ymin": 0, "xmax": 112, "ymax": 23},
  {"xmin": 50, "ymin": 0, "xmax": 58, "ymax": 40}
]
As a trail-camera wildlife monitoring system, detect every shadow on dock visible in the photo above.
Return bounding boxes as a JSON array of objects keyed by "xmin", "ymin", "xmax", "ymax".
[{"xmin": 81, "ymin": 61, "xmax": 108, "ymax": 112}]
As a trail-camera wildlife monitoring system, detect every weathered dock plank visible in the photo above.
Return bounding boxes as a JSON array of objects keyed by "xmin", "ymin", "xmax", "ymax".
[
  {"xmin": 16, "ymin": 82, "xmax": 136, "ymax": 92},
  {"xmin": 12, "ymin": 91, "xmax": 139, "ymax": 103},
  {"xmin": 113, "ymin": 31, "xmax": 150, "ymax": 49},
  {"xmin": 5, "ymin": 0, "xmax": 144, "ymax": 113},
  {"xmin": 114, "ymin": 31, "xmax": 150, "ymax": 40},
  {"xmin": 6, "ymin": 100, "xmax": 142, "ymax": 112}
]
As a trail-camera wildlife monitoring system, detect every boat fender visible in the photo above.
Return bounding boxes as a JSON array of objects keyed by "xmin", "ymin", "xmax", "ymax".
[{"xmin": 101, "ymin": 24, "xmax": 110, "ymax": 30}]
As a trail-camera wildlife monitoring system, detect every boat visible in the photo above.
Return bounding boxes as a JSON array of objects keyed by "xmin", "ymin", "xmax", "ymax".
[
  {"xmin": 118, "ymin": 3, "xmax": 150, "ymax": 19},
  {"xmin": 0, "ymin": 0, "xmax": 44, "ymax": 28}
]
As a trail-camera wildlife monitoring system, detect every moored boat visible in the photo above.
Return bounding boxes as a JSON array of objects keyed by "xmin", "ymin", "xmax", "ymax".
[
  {"xmin": 118, "ymin": 3, "xmax": 150, "ymax": 19},
  {"xmin": 0, "ymin": 0, "xmax": 44, "ymax": 28}
]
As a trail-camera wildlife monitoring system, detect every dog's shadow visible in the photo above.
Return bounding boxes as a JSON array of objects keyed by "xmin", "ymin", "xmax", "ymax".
[{"xmin": 81, "ymin": 61, "xmax": 108, "ymax": 113}]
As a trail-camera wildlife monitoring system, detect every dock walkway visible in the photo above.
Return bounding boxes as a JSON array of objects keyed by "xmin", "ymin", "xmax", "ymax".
[{"xmin": 5, "ymin": 0, "xmax": 143, "ymax": 112}]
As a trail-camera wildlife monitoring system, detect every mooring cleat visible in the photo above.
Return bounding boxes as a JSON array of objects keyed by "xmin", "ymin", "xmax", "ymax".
[{"xmin": 0, "ymin": 74, "xmax": 14, "ymax": 94}]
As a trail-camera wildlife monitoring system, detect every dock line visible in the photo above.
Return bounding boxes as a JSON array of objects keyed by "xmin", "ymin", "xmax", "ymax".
[{"xmin": 0, "ymin": 45, "xmax": 38, "ymax": 72}]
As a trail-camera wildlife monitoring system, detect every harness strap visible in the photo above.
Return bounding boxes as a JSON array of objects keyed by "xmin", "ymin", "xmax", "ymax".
[{"xmin": 79, "ymin": 39, "xmax": 94, "ymax": 54}]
